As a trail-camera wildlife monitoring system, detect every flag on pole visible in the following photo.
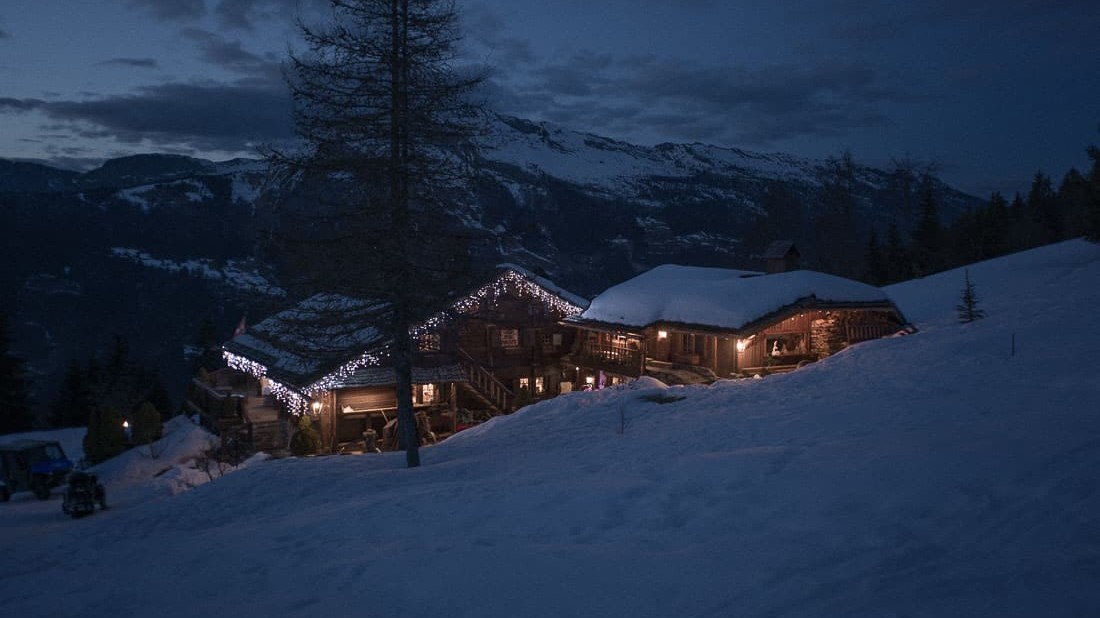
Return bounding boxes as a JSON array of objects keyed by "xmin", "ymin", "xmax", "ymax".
[{"xmin": 233, "ymin": 315, "xmax": 247, "ymax": 338}]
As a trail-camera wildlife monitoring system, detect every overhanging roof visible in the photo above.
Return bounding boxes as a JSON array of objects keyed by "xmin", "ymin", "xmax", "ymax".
[
  {"xmin": 566, "ymin": 265, "xmax": 901, "ymax": 334},
  {"xmin": 223, "ymin": 265, "xmax": 588, "ymax": 391}
]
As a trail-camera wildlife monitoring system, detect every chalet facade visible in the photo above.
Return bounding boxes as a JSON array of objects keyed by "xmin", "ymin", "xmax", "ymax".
[
  {"xmin": 565, "ymin": 265, "xmax": 908, "ymax": 386},
  {"xmin": 193, "ymin": 265, "xmax": 587, "ymax": 452}
]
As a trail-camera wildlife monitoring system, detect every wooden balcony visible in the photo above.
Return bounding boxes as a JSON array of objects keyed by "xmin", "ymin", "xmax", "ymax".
[{"xmin": 575, "ymin": 343, "xmax": 643, "ymax": 377}]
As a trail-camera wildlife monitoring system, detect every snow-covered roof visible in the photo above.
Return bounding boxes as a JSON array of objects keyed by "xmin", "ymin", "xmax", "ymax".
[
  {"xmin": 223, "ymin": 266, "xmax": 588, "ymax": 391},
  {"xmin": 496, "ymin": 263, "xmax": 590, "ymax": 310},
  {"xmin": 570, "ymin": 265, "xmax": 895, "ymax": 332},
  {"xmin": 223, "ymin": 293, "xmax": 390, "ymax": 387}
]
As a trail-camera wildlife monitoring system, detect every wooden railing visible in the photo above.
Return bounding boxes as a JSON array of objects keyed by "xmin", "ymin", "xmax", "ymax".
[
  {"xmin": 456, "ymin": 346, "xmax": 512, "ymax": 412},
  {"xmin": 576, "ymin": 342, "xmax": 643, "ymax": 375},
  {"xmin": 186, "ymin": 378, "xmax": 240, "ymax": 419},
  {"xmin": 185, "ymin": 376, "xmax": 281, "ymax": 428}
]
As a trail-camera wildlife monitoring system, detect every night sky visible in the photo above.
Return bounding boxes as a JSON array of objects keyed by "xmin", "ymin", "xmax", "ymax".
[{"xmin": 1, "ymin": 0, "xmax": 1097, "ymax": 196}]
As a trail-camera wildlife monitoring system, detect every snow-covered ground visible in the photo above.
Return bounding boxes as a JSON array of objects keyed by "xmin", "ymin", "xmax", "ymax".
[
  {"xmin": 0, "ymin": 418, "xmax": 257, "ymax": 548},
  {"xmin": 2, "ymin": 239, "xmax": 1099, "ymax": 617}
]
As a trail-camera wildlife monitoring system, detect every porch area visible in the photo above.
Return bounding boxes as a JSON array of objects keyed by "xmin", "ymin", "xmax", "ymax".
[{"xmin": 184, "ymin": 368, "xmax": 286, "ymax": 451}]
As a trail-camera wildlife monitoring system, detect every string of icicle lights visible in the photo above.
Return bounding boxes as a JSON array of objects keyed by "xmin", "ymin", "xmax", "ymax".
[
  {"xmin": 223, "ymin": 351, "xmax": 309, "ymax": 414},
  {"xmin": 450, "ymin": 270, "xmax": 586, "ymax": 317},
  {"xmin": 309, "ymin": 270, "xmax": 585, "ymax": 394},
  {"xmin": 226, "ymin": 269, "xmax": 587, "ymax": 414},
  {"xmin": 304, "ymin": 351, "xmax": 384, "ymax": 396}
]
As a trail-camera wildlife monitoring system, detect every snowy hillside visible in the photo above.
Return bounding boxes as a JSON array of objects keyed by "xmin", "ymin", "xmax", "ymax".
[
  {"xmin": 3, "ymin": 254, "xmax": 1097, "ymax": 615},
  {"xmin": 480, "ymin": 115, "xmax": 823, "ymax": 203}
]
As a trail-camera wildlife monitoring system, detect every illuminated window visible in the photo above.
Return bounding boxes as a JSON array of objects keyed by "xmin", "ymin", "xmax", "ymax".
[
  {"xmin": 766, "ymin": 333, "xmax": 805, "ymax": 356},
  {"xmin": 519, "ymin": 377, "xmax": 530, "ymax": 391},
  {"xmin": 534, "ymin": 376, "xmax": 545, "ymax": 394},
  {"xmin": 421, "ymin": 383, "xmax": 436, "ymax": 404}
]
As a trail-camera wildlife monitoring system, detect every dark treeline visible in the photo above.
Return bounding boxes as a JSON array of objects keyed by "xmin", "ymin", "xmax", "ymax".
[
  {"xmin": 47, "ymin": 337, "xmax": 172, "ymax": 463},
  {"xmin": 860, "ymin": 145, "xmax": 1100, "ymax": 285}
]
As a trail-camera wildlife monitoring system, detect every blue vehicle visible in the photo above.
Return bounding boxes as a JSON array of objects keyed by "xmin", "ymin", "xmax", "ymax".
[{"xmin": 0, "ymin": 439, "xmax": 75, "ymax": 501}]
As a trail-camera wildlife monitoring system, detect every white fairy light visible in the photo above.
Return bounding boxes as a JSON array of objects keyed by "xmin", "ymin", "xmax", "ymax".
[
  {"xmin": 306, "ymin": 268, "xmax": 585, "ymax": 391},
  {"xmin": 223, "ymin": 350, "xmax": 310, "ymax": 415}
]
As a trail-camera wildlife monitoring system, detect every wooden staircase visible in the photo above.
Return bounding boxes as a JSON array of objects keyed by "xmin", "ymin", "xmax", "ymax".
[{"xmin": 456, "ymin": 347, "xmax": 513, "ymax": 414}]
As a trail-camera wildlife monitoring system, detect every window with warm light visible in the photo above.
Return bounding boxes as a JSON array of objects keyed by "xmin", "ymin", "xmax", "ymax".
[
  {"xmin": 534, "ymin": 376, "xmax": 545, "ymax": 394},
  {"xmin": 657, "ymin": 330, "xmax": 668, "ymax": 340},
  {"xmin": 421, "ymin": 383, "xmax": 436, "ymax": 404}
]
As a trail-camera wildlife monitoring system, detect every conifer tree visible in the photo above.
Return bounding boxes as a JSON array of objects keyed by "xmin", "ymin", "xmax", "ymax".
[
  {"xmin": 983, "ymin": 191, "xmax": 1010, "ymax": 258},
  {"xmin": 83, "ymin": 405, "xmax": 128, "ymax": 464},
  {"xmin": 131, "ymin": 401, "xmax": 163, "ymax": 457},
  {"xmin": 911, "ymin": 174, "xmax": 943, "ymax": 277},
  {"xmin": 193, "ymin": 316, "xmax": 224, "ymax": 373},
  {"xmin": 884, "ymin": 223, "xmax": 910, "ymax": 284},
  {"xmin": 956, "ymin": 269, "xmax": 985, "ymax": 323},
  {"xmin": 289, "ymin": 415, "xmax": 322, "ymax": 456},
  {"xmin": 0, "ymin": 313, "xmax": 34, "ymax": 434},
  {"xmin": 1027, "ymin": 171, "xmax": 1060, "ymax": 245},
  {"xmin": 1086, "ymin": 145, "xmax": 1100, "ymax": 242},
  {"xmin": 816, "ymin": 151, "xmax": 861, "ymax": 277},
  {"xmin": 48, "ymin": 358, "xmax": 96, "ymax": 428},
  {"xmin": 271, "ymin": 0, "xmax": 484, "ymax": 467},
  {"xmin": 862, "ymin": 227, "xmax": 888, "ymax": 285}
]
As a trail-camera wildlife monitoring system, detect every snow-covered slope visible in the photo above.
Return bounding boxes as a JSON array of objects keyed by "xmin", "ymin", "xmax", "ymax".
[{"xmin": 4, "ymin": 259, "xmax": 1096, "ymax": 614}]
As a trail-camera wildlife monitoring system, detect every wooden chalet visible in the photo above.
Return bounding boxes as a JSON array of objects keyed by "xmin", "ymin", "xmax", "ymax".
[
  {"xmin": 564, "ymin": 265, "xmax": 909, "ymax": 386},
  {"xmin": 193, "ymin": 265, "xmax": 588, "ymax": 453}
]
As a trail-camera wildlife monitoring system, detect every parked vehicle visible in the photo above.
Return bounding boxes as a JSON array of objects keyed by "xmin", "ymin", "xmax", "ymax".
[
  {"xmin": 0, "ymin": 440, "xmax": 75, "ymax": 501},
  {"xmin": 61, "ymin": 471, "xmax": 107, "ymax": 518}
]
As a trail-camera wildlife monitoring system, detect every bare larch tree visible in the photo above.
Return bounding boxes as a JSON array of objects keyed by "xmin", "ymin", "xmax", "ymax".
[{"xmin": 270, "ymin": 0, "xmax": 482, "ymax": 467}]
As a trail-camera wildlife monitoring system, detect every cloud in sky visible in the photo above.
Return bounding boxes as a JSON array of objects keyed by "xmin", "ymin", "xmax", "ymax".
[
  {"xmin": 489, "ymin": 53, "xmax": 906, "ymax": 148},
  {"xmin": 215, "ymin": 0, "xmax": 329, "ymax": 31},
  {"xmin": 181, "ymin": 27, "xmax": 282, "ymax": 79},
  {"xmin": 0, "ymin": 81, "xmax": 293, "ymax": 153},
  {"xmin": 99, "ymin": 57, "xmax": 160, "ymax": 69},
  {"xmin": 125, "ymin": 0, "xmax": 328, "ymax": 31},
  {"xmin": 123, "ymin": 0, "xmax": 205, "ymax": 22},
  {"xmin": 461, "ymin": 5, "xmax": 537, "ymax": 70},
  {"xmin": 1, "ymin": 0, "xmax": 1095, "ymax": 194}
]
